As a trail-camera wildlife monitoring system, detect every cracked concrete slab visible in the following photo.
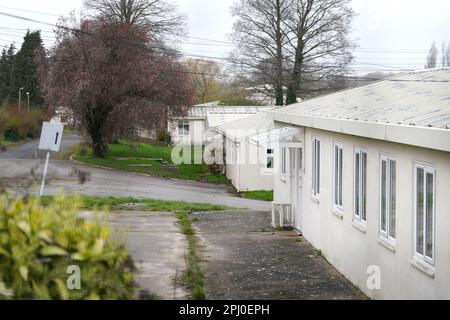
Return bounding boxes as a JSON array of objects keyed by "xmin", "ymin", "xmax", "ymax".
[
  {"xmin": 194, "ymin": 211, "xmax": 367, "ymax": 300},
  {"xmin": 87, "ymin": 210, "xmax": 189, "ymax": 300}
]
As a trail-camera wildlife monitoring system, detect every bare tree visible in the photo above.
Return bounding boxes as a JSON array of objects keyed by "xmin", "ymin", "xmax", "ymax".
[
  {"xmin": 425, "ymin": 41, "xmax": 438, "ymax": 69},
  {"xmin": 84, "ymin": 0, "xmax": 186, "ymax": 39},
  {"xmin": 446, "ymin": 42, "xmax": 450, "ymax": 67},
  {"xmin": 230, "ymin": 0, "xmax": 355, "ymax": 106},
  {"xmin": 230, "ymin": 0, "xmax": 292, "ymax": 106},
  {"xmin": 184, "ymin": 59, "xmax": 224, "ymax": 104},
  {"xmin": 284, "ymin": 0, "xmax": 355, "ymax": 104}
]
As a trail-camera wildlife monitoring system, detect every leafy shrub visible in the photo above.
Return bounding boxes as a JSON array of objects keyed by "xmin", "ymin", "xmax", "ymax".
[
  {"xmin": 156, "ymin": 131, "xmax": 172, "ymax": 145},
  {"xmin": 3, "ymin": 124, "xmax": 20, "ymax": 141},
  {"xmin": 218, "ymin": 93, "xmax": 263, "ymax": 106},
  {"xmin": 0, "ymin": 107, "xmax": 48, "ymax": 141},
  {"xmin": 0, "ymin": 193, "xmax": 135, "ymax": 300}
]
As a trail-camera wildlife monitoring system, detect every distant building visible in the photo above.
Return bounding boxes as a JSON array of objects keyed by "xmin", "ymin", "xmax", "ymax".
[
  {"xmin": 169, "ymin": 105, "xmax": 273, "ymax": 146},
  {"xmin": 215, "ymin": 113, "xmax": 275, "ymax": 192}
]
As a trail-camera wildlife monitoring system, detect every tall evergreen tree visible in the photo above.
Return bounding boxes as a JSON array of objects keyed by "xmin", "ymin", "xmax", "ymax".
[
  {"xmin": 0, "ymin": 44, "xmax": 16, "ymax": 106},
  {"xmin": 14, "ymin": 31, "xmax": 44, "ymax": 106}
]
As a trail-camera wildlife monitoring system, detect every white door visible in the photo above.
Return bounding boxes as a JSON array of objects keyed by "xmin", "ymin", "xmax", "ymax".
[{"xmin": 289, "ymin": 147, "xmax": 303, "ymax": 231}]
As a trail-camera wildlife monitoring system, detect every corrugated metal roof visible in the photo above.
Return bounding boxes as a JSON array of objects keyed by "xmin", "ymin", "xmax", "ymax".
[
  {"xmin": 270, "ymin": 68, "xmax": 450, "ymax": 130},
  {"xmin": 216, "ymin": 113, "xmax": 274, "ymax": 140},
  {"xmin": 207, "ymin": 113, "xmax": 256, "ymax": 128},
  {"xmin": 188, "ymin": 106, "xmax": 273, "ymax": 118}
]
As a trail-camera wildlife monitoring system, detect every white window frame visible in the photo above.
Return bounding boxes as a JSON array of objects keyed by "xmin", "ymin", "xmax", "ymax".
[
  {"xmin": 266, "ymin": 148, "xmax": 275, "ymax": 170},
  {"xmin": 413, "ymin": 162, "xmax": 436, "ymax": 266},
  {"xmin": 177, "ymin": 120, "xmax": 190, "ymax": 136},
  {"xmin": 379, "ymin": 155, "xmax": 396, "ymax": 244},
  {"xmin": 354, "ymin": 147, "xmax": 367, "ymax": 224},
  {"xmin": 333, "ymin": 143, "xmax": 344, "ymax": 212},
  {"xmin": 312, "ymin": 138, "xmax": 321, "ymax": 198},
  {"xmin": 280, "ymin": 147, "xmax": 287, "ymax": 181}
]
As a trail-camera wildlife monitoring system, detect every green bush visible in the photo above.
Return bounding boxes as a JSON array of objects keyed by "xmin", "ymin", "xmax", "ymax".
[
  {"xmin": 0, "ymin": 107, "xmax": 48, "ymax": 141},
  {"xmin": 0, "ymin": 193, "xmax": 135, "ymax": 300},
  {"xmin": 156, "ymin": 130, "xmax": 172, "ymax": 145},
  {"xmin": 3, "ymin": 124, "xmax": 20, "ymax": 141}
]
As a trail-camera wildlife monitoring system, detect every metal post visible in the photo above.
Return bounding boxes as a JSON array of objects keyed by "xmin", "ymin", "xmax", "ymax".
[
  {"xmin": 26, "ymin": 92, "xmax": 30, "ymax": 112},
  {"xmin": 40, "ymin": 151, "xmax": 51, "ymax": 196},
  {"xmin": 18, "ymin": 87, "xmax": 24, "ymax": 112}
]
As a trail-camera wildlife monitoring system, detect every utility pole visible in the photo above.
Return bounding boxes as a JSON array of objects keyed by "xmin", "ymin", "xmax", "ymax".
[{"xmin": 18, "ymin": 87, "xmax": 24, "ymax": 112}]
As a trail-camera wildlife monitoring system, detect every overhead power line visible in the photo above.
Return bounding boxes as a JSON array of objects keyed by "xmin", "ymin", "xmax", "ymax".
[{"xmin": 0, "ymin": 5, "xmax": 60, "ymax": 17}]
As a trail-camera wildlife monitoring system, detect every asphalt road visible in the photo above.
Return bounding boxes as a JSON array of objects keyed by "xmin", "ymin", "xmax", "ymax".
[
  {"xmin": 0, "ymin": 135, "xmax": 270, "ymax": 211},
  {"xmin": 0, "ymin": 133, "xmax": 82, "ymax": 159}
]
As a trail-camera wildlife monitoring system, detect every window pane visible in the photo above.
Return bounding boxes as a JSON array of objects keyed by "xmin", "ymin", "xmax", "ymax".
[
  {"xmin": 334, "ymin": 147, "xmax": 339, "ymax": 205},
  {"xmin": 339, "ymin": 148, "xmax": 343, "ymax": 206},
  {"xmin": 361, "ymin": 152, "xmax": 367, "ymax": 221},
  {"xmin": 299, "ymin": 148, "xmax": 303, "ymax": 170},
  {"xmin": 317, "ymin": 141, "xmax": 320, "ymax": 194},
  {"xmin": 416, "ymin": 168, "xmax": 424, "ymax": 255},
  {"xmin": 426, "ymin": 172, "xmax": 434, "ymax": 259},
  {"xmin": 389, "ymin": 160, "xmax": 396, "ymax": 239},
  {"xmin": 381, "ymin": 160, "xmax": 387, "ymax": 233},
  {"xmin": 355, "ymin": 153, "xmax": 360, "ymax": 217},
  {"xmin": 312, "ymin": 142, "xmax": 316, "ymax": 193},
  {"xmin": 267, "ymin": 156, "xmax": 274, "ymax": 169}
]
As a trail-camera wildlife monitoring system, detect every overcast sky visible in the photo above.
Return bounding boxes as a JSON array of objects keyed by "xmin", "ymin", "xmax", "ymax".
[{"xmin": 1, "ymin": 0, "xmax": 450, "ymax": 75}]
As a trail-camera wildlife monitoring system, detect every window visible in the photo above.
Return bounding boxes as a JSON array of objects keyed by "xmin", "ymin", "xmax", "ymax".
[
  {"xmin": 354, "ymin": 148, "xmax": 367, "ymax": 223},
  {"xmin": 177, "ymin": 120, "xmax": 190, "ymax": 136},
  {"xmin": 414, "ymin": 163, "xmax": 435, "ymax": 264},
  {"xmin": 280, "ymin": 147, "xmax": 287, "ymax": 179},
  {"xmin": 333, "ymin": 144, "xmax": 344, "ymax": 211},
  {"xmin": 266, "ymin": 149, "xmax": 274, "ymax": 169},
  {"xmin": 380, "ymin": 155, "xmax": 396, "ymax": 241},
  {"xmin": 227, "ymin": 140, "xmax": 235, "ymax": 164},
  {"xmin": 312, "ymin": 138, "xmax": 321, "ymax": 197}
]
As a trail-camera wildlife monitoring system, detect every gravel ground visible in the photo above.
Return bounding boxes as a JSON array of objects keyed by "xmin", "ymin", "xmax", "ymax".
[{"xmin": 194, "ymin": 210, "xmax": 367, "ymax": 300}]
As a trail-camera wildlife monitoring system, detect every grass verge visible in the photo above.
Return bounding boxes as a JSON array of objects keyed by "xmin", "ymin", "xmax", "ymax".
[
  {"xmin": 41, "ymin": 195, "xmax": 234, "ymax": 212},
  {"xmin": 72, "ymin": 140, "xmax": 230, "ymax": 184},
  {"xmin": 228, "ymin": 188, "xmax": 274, "ymax": 202},
  {"xmin": 177, "ymin": 212, "xmax": 205, "ymax": 300}
]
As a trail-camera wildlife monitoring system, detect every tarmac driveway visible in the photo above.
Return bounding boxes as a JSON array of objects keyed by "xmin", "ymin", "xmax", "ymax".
[{"xmin": 195, "ymin": 210, "xmax": 367, "ymax": 300}]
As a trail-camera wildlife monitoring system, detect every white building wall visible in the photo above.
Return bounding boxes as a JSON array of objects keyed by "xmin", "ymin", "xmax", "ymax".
[
  {"xmin": 274, "ymin": 122, "xmax": 450, "ymax": 300},
  {"xmin": 169, "ymin": 119, "xmax": 205, "ymax": 146},
  {"xmin": 225, "ymin": 137, "xmax": 274, "ymax": 192}
]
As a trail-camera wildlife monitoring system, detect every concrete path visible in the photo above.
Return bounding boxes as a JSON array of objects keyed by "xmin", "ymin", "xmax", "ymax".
[
  {"xmin": 195, "ymin": 211, "xmax": 367, "ymax": 300},
  {"xmin": 107, "ymin": 211, "xmax": 188, "ymax": 300}
]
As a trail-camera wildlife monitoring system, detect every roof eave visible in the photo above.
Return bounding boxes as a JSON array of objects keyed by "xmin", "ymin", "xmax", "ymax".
[{"xmin": 268, "ymin": 111, "xmax": 450, "ymax": 153}]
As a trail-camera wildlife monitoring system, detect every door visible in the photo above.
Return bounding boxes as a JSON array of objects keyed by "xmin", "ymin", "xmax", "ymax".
[{"xmin": 289, "ymin": 147, "xmax": 303, "ymax": 231}]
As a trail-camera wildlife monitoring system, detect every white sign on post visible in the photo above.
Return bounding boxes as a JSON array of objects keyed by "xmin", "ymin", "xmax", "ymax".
[
  {"xmin": 38, "ymin": 122, "xmax": 64, "ymax": 196},
  {"xmin": 39, "ymin": 122, "xmax": 64, "ymax": 152}
]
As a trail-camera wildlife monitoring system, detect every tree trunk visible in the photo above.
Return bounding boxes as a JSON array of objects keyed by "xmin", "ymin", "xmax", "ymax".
[
  {"xmin": 88, "ymin": 110, "xmax": 108, "ymax": 158},
  {"xmin": 274, "ymin": 0, "xmax": 284, "ymax": 106},
  {"xmin": 286, "ymin": 45, "xmax": 303, "ymax": 105}
]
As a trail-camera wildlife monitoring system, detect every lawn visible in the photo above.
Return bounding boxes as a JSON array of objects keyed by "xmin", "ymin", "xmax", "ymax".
[
  {"xmin": 228, "ymin": 188, "xmax": 274, "ymax": 202},
  {"xmin": 73, "ymin": 141, "xmax": 230, "ymax": 184},
  {"xmin": 41, "ymin": 195, "xmax": 235, "ymax": 212},
  {"xmin": 240, "ymin": 190, "xmax": 274, "ymax": 202}
]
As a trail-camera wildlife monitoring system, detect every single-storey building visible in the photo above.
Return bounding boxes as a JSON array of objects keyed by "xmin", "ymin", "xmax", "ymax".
[
  {"xmin": 169, "ymin": 105, "xmax": 273, "ymax": 146},
  {"xmin": 215, "ymin": 113, "xmax": 275, "ymax": 192},
  {"xmin": 267, "ymin": 68, "xmax": 450, "ymax": 300}
]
